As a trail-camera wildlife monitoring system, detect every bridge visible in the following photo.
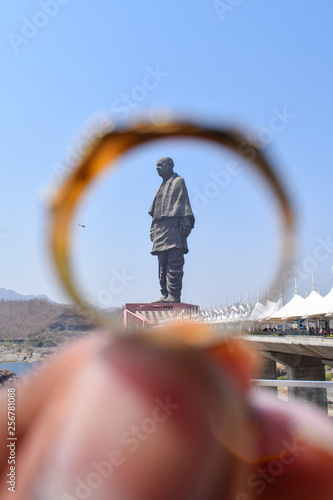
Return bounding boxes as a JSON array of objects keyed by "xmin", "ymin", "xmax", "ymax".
[{"xmin": 244, "ymin": 334, "xmax": 333, "ymax": 413}]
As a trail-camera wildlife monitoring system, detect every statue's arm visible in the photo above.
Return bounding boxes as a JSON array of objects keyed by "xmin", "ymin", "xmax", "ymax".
[{"xmin": 179, "ymin": 216, "xmax": 192, "ymax": 237}]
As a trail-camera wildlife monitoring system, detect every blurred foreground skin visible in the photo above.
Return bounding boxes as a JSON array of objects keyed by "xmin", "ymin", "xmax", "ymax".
[{"xmin": 1, "ymin": 325, "xmax": 333, "ymax": 499}]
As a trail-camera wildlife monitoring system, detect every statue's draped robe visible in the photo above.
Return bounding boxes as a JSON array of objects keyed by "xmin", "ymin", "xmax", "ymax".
[{"xmin": 149, "ymin": 173, "xmax": 195, "ymax": 255}]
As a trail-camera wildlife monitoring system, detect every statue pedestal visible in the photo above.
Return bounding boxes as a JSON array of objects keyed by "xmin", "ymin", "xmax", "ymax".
[{"xmin": 121, "ymin": 302, "xmax": 199, "ymax": 329}]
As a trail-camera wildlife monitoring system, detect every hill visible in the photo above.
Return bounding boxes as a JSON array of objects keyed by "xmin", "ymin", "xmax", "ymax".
[
  {"xmin": 0, "ymin": 287, "xmax": 54, "ymax": 302},
  {"xmin": 0, "ymin": 299, "xmax": 123, "ymax": 346}
]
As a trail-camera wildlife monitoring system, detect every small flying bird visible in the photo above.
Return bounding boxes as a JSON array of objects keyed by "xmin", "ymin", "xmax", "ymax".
[{"xmin": 78, "ymin": 224, "xmax": 86, "ymax": 228}]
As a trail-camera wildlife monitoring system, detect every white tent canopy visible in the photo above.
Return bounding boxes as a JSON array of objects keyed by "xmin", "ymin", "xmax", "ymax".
[
  {"xmin": 249, "ymin": 301, "xmax": 265, "ymax": 322},
  {"xmin": 259, "ymin": 298, "xmax": 282, "ymax": 321},
  {"xmin": 270, "ymin": 293, "xmax": 306, "ymax": 321},
  {"xmin": 323, "ymin": 286, "xmax": 333, "ymax": 316},
  {"xmin": 302, "ymin": 290, "xmax": 327, "ymax": 318},
  {"xmin": 197, "ymin": 274, "xmax": 333, "ymax": 326},
  {"xmin": 302, "ymin": 286, "xmax": 333, "ymax": 317}
]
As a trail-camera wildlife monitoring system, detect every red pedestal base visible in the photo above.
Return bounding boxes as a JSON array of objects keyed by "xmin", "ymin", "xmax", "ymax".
[{"xmin": 121, "ymin": 302, "xmax": 199, "ymax": 329}]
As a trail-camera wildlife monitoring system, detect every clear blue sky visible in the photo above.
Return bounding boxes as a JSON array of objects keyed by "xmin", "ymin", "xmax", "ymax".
[{"xmin": 1, "ymin": 0, "xmax": 333, "ymax": 308}]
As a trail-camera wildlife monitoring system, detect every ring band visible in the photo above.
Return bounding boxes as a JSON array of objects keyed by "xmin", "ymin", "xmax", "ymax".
[{"xmin": 50, "ymin": 120, "xmax": 297, "ymax": 329}]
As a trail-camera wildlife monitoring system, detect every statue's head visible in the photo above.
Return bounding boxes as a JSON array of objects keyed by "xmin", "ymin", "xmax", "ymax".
[{"xmin": 156, "ymin": 157, "xmax": 174, "ymax": 179}]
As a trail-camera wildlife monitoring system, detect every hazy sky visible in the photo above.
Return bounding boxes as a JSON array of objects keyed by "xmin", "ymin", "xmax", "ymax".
[{"xmin": 1, "ymin": 0, "xmax": 333, "ymax": 308}]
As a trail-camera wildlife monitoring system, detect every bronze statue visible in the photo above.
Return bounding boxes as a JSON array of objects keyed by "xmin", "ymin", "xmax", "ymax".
[{"xmin": 149, "ymin": 157, "xmax": 194, "ymax": 303}]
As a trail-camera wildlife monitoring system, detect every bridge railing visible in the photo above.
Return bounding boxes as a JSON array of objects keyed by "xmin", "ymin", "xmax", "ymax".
[
  {"xmin": 246, "ymin": 329, "xmax": 333, "ymax": 337},
  {"xmin": 252, "ymin": 379, "xmax": 333, "ymax": 416},
  {"xmin": 252, "ymin": 379, "xmax": 333, "ymax": 388}
]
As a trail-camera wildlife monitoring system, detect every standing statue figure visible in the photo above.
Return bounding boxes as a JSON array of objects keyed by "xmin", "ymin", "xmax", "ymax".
[{"xmin": 149, "ymin": 157, "xmax": 195, "ymax": 303}]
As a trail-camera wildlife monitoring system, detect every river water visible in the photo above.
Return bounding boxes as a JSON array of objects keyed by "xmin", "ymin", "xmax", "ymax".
[{"xmin": 0, "ymin": 362, "xmax": 40, "ymax": 376}]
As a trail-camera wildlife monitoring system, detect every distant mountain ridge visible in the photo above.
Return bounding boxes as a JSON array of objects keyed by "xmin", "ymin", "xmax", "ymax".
[
  {"xmin": 0, "ymin": 288, "xmax": 55, "ymax": 303},
  {"xmin": 0, "ymin": 299, "xmax": 124, "ymax": 343}
]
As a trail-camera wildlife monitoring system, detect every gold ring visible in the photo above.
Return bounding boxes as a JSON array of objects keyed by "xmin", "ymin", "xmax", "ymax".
[{"xmin": 50, "ymin": 120, "xmax": 297, "ymax": 329}]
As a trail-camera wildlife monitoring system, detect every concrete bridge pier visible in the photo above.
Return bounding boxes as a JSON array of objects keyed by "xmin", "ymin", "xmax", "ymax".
[
  {"xmin": 259, "ymin": 355, "xmax": 278, "ymax": 394},
  {"xmin": 270, "ymin": 352, "xmax": 327, "ymax": 412}
]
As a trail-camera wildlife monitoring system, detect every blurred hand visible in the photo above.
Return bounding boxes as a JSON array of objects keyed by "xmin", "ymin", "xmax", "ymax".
[{"xmin": 1, "ymin": 326, "xmax": 333, "ymax": 500}]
